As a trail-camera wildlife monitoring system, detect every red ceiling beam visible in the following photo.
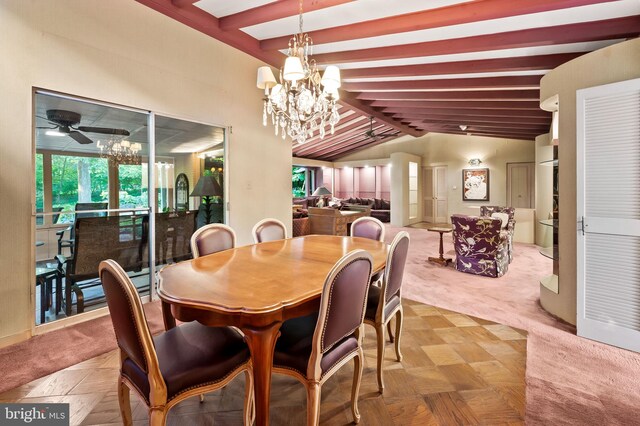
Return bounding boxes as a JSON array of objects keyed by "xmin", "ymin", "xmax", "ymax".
[
  {"xmin": 421, "ymin": 120, "xmax": 550, "ymax": 130},
  {"xmin": 293, "ymin": 117, "xmax": 368, "ymax": 153},
  {"xmin": 294, "ymin": 122, "xmax": 377, "ymax": 155},
  {"xmin": 369, "ymin": 100, "xmax": 542, "ymax": 110},
  {"xmin": 382, "ymin": 107, "xmax": 550, "ymax": 118},
  {"xmin": 171, "ymin": 0, "xmax": 197, "ymax": 7},
  {"xmin": 135, "ymin": 0, "xmax": 422, "ymax": 139},
  {"xmin": 260, "ymin": 0, "xmax": 619, "ymax": 50},
  {"xmin": 299, "ymin": 124, "xmax": 388, "ymax": 157},
  {"xmin": 219, "ymin": 0, "xmax": 355, "ymax": 31},
  {"xmin": 343, "ymin": 75, "xmax": 541, "ymax": 91},
  {"xmin": 356, "ymin": 90, "xmax": 540, "ymax": 101},
  {"xmin": 423, "ymin": 124, "xmax": 545, "ymax": 135},
  {"xmin": 312, "ymin": 16, "xmax": 640, "ymax": 64},
  {"xmin": 322, "ymin": 130, "xmax": 402, "ymax": 160},
  {"xmin": 407, "ymin": 115, "xmax": 550, "ymax": 124},
  {"xmin": 341, "ymin": 53, "xmax": 583, "ymax": 79}
]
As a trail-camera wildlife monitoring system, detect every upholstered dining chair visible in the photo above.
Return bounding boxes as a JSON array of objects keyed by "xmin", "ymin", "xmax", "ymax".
[
  {"xmin": 273, "ymin": 249, "xmax": 374, "ymax": 425},
  {"xmin": 363, "ymin": 231, "xmax": 410, "ymax": 394},
  {"xmin": 251, "ymin": 218, "xmax": 287, "ymax": 243},
  {"xmin": 350, "ymin": 216, "xmax": 386, "ymax": 286},
  {"xmin": 350, "ymin": 216, "xmax": 385, "ymax": 242},
  {"xmin": 190, "ymin": 223, "xmax": 237, "ymax": 258},
  {"xmin": 99, "ymin": 259, "xmax": 254, "ymax": 426}
]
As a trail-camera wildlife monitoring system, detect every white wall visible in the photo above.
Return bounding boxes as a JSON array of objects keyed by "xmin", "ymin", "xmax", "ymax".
[
  {"xmin": 339, "ymin": 133, "xmax": 536, "ymax": 217},
  {"xmin": 0, "ymin": 0, "xmax": 291, "ymax": 345}
]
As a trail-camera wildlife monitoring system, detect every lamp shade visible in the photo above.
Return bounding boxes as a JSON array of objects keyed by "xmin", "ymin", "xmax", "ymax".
[
  {"xmin": 312, "ymin": 186, "xmax": 332, "ymax": 197},
  {"xmin": 321, "ymin": 65, "xmax": 341, "ymax": 90},
  {"xmin": 283, "ymin": 56, "xmax": 305, "ymax": 82},
  {"xmin": 256, "ymin": 66, "xmax": 277, "ymax": 90},
  {"xmin": 190, "ymin": 175, "xmax": 222, "ymax": 197}
]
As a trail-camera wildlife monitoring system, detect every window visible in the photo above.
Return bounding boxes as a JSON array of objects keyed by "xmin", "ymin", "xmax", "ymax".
[
  {"xmin": 119, "ymin": 164, "xmax": 148, "ymax": 209},
  {"xmin": 51, "ymin": 155, "xmax": 109, "ymax": 223},
  {"xmin": 35, "ymin": 154, "xmax": 44, "ymax": 225},
  {"xmin": 292, "ymin": 167, "xmax": 306, "ymax": 197}
]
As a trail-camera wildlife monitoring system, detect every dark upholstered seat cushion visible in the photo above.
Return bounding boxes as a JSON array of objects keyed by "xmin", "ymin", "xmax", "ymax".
[
  {"xmin": 122, "ymin": 322, "xmax": 249, "ymax": 401},
  {"xmin": 274, "ymin": 313, "xmax": 359, "ymax": 378},
  {"xmin": 365, "ymin": 284, "xmax": 400, "ymax": 321}
]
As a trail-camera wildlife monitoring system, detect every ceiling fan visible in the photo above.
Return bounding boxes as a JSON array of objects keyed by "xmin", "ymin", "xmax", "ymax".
[
  {"xmin": 364, "ymin": 116, "xmax": 401, "ymax": 141},
  {"xmin": 37, "ymin": 109, "xmax": 130, "ymax": 145}
]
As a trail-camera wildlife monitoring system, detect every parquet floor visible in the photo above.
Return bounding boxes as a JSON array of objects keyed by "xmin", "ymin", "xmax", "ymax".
[{"xmin": 0, "ymin": 300, "xmax": 526, "ymax": 425}]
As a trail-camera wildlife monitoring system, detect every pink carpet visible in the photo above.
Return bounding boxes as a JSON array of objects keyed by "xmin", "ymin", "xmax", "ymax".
[
  {"xmin": 391, "ymin": 225, "xmax": 640, "ymax": 425},
  {"xmin": 0, "ymin": 301, "xmax": 164, "ymax": 394}
]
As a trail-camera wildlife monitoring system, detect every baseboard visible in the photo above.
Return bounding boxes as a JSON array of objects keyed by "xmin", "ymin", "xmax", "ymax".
[{"xmin": 0, "ymin": 330, "xmax": 32, "ymax": 349}]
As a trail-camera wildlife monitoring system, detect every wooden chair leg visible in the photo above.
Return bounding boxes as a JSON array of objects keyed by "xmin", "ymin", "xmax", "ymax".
[
  {"xmin": 394, "ymin": 309, "xmax": 403, "ymax": 362},
  {"xmin": 374, "ymin": 324, "xmax": 385, "ymax": 393},
  {"xmin": 117, "ymin": 379, "xmax": 133, "ymax": 426},
  {"xmin": 306, "ymin": 382, "xmax": 321, "ymax": 426},
  {"xmin": 244, "ymin": 369, "xmax": 255, "ymax": 426},
  {"xmin": 149, "ymin": 407, "xmax": 166, "ymax": 426},
  {"xmin": 387, "ymin": 319, "xmax": 394, "ymax": 343},
  {"xmin": 351, "ymin": 350, "xmax": 364, "ymax": 424}
]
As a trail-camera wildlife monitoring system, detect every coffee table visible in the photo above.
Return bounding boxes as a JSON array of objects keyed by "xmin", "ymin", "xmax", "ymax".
[{"xmin": 427, "ymin": 226, "xmax": 453, "ymax": 266}]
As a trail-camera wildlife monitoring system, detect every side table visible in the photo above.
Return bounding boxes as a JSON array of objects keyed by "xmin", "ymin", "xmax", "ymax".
[{"xmin": 427, "ymin": 226, "xmax": 453, "ymax": 266}]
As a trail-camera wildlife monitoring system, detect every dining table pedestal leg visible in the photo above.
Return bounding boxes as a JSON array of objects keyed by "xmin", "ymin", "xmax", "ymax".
[
  {"xmin": 161, "ymin": 301, "xmax": 176, "ymax": 330},
  {"xmin": 242, "ymin": 321, "xmax": 282, "ymax": 426}
]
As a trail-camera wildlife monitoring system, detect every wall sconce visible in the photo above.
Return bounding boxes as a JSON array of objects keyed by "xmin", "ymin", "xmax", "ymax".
[{"xmin": 468, "ymin": 158, "xmax": 482, "ymax": 166}]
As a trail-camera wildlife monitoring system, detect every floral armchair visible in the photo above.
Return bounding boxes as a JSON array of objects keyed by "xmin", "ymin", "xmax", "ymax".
[
  {"xmin": 451, "ymin": 214, "xmax": 509, "ymax": 278},
  {"xmin": 480, "ymin": 206, "xmax": 515, "ymax": 262}
]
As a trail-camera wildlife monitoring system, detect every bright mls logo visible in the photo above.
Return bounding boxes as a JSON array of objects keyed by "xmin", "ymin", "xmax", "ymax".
[{"xmin": 1, "ymin": 403, "xmax": 69, "ymax": 425}]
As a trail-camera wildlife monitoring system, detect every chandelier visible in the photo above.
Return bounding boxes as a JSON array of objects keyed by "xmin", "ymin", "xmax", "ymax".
[
  {"xmin": 96, "ymin": 138, "xmax": 142, "ymax": 165},
  {"xmin": 256, "ymin": 0, "xmax": 341, "ymax": 144}
]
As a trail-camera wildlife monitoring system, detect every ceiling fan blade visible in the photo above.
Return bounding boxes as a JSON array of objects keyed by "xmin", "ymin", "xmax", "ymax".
[
  {"xmin": 36, "ymin": 126, "xmax": 58, "ymax": 129},
  {"xmin": 68, "ymin": 131, "xmax": 94, "ymax": 145},
  {"xmin": 77, "ymin": 126, "xmax": 130, "ymax": 136}
]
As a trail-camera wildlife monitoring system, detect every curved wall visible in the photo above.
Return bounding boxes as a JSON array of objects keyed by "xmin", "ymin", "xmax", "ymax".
[{"xmin": 539, "ymin": 38, "xmax": 640, "ymax": 324}]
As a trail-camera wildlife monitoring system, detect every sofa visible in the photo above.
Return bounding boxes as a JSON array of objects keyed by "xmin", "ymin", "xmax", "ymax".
[
  {"xmin": 341, "ymin": 197, "xmax": 391, "ymax": 223},
  {"xmin": 451, "ymin": 214, "xmax": 509, "ymax": 278}
]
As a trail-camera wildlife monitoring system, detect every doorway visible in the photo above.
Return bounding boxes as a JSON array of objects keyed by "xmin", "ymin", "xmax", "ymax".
[
  {"xmin": 507, "ymin": 162, "xmax": 535, "ymax": 208},
  {"xmin": 423, "ymin": 166, "xmax": 448, "ymax": 223}
]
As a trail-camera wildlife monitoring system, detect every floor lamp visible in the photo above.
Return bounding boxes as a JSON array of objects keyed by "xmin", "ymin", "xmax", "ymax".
[{"xmin": 190, "ymin": 175, "xmax": 223, "ymax": 225}]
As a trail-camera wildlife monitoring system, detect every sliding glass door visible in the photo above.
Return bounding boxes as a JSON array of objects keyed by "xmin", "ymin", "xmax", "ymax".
[{"xmin": 33, "ymin": 91, "xmax": 226, "ymax": 325}]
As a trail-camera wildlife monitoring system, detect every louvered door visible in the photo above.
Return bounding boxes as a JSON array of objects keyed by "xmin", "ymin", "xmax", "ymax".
[{"xmin": 577, "ymin": 78, "xmax": 640, "ymax": 352}]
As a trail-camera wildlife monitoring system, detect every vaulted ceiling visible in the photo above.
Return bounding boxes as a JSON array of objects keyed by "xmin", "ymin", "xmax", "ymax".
[{"xmin": 136, "ymin": 0, "xmax": 640, "ymax": 160}]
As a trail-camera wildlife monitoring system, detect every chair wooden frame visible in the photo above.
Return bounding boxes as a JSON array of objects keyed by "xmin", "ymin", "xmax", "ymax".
[
  {"xmin": 190, "ymin": 223, "xmax": 237, "ymax": 258},
  {"xmin": 273, "ymin": 250, "xmax": 373, "ymax": 425},
  {"xmin": 251, "ymin": 218, "xmax": 287, "ymax": 244},
  {"xmin": 99, "ymin": 260, "xmax": 254, "ymax": 425},
  {"xmin": 350, "ymin": 216, "xmax": 386, "ymax": 242},
  {"xmin": 363, "ymin": 231, "xmax": 410, "ymax": 393}
]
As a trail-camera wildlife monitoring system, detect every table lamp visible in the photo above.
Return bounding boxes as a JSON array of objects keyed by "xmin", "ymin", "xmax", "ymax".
[
  {"xmin": 190, "ymin": 175, "xmax": 223, "ymax": 224},
  {"xmin": 312, "ymin": 186, "xmax": 332, "ymax": 208}
]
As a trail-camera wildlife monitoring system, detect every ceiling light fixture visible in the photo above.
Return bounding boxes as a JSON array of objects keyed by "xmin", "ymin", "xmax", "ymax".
[
  {"xmin": 96, "ymin": 139, "xmax": 142, "ymax": 165},
  {"xmin": 468, "ymin": 158, "xmax": 482, "ymax": 166},
  {"xmin": 459, "ymin": 125, "xmax": 468, "ymax": 131},
  {"xmin": 256, "ymin": 0, "xmax": 341, "ymax": 144}
]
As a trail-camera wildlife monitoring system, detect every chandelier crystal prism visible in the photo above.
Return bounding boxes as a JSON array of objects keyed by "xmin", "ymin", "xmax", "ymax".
[
  {"xmin": 256, "ymin": 0, "xmax": 341, "ymax": 144},
  {"xmin": 96, "ymin": 138, "xmax": 142, "ymax": 165}
]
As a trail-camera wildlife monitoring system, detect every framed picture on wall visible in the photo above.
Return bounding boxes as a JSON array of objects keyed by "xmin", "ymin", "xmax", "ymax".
[{"xmin": 462, "ymin": 168, "xmax": 489, "ymax": 201}]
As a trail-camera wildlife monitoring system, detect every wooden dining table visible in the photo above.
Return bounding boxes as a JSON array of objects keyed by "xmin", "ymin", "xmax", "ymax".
[{"xmin": 157, "ymin": 234, "xmax": 388, "ymax": 425}]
